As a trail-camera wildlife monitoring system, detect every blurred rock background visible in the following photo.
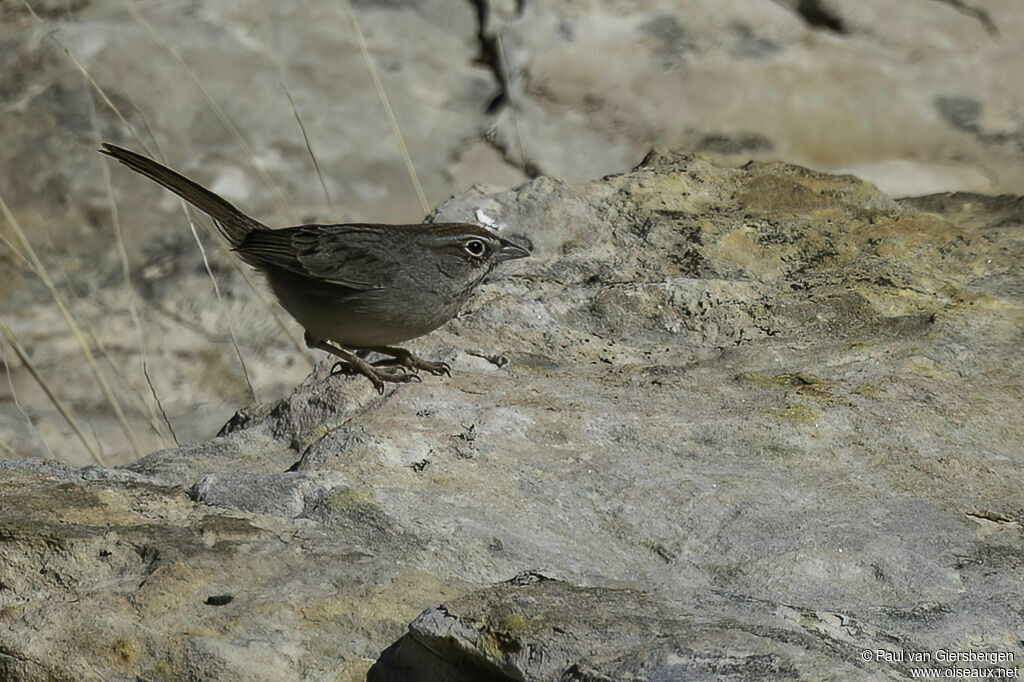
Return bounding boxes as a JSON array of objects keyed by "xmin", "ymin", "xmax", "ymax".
[{"xmin": 1, "ymin": 0, "xmax": 1022, "ymax": 464}]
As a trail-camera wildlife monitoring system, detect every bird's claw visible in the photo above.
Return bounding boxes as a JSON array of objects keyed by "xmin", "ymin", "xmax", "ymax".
[
  {"xmin": 331, "ymin": 359, "xmax": 420, "ymax": 393},
  {"xmin": 374, "ymin": 356, "xmax": 450, "ymax": 377},
  {"xmin": 330, "ymin": 361, "xmax": 355, "ymax": 376},
  {"xmin": 327, "ymin": 347, "xmax": 439, "ymax": 392},
  {"xmin": 427, "ymin": 361, "xmax": 451, "ymax": 377}
]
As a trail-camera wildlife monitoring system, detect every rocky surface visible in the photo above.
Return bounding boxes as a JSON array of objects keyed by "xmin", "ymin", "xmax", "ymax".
[
  {"xmin": 1, "ymin": 152, "xmax": 1022, "ymax": 679},
  {"xmin": 2, "ymin": 0, "xmax": 1023, "ymax": 464},
  {"xmin": 488, "ymin": 0, "xmax": 1024, "ymax": 194},
  {"xmin": 368, "ymin": 572, "xmax": 868, "ymax": 681}
]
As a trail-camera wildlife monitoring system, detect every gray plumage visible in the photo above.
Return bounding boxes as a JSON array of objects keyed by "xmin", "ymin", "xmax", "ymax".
[{"xmin": 99, "ymin": 143, "xmax": 529, "ymax": 386}]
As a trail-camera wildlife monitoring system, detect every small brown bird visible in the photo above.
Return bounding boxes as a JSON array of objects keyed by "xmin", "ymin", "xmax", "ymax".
[{"xmin": 100, "ymin": 143, "xmax": 529, "ymax": 392}]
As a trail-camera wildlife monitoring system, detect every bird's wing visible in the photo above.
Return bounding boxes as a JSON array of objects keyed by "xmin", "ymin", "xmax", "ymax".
[{"xmin": 235, "ymin": 225, "xmax": 396, "ymax": 290}]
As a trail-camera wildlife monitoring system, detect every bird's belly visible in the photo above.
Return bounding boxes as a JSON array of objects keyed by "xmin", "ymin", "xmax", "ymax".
[
  {"xmin": 264, "ymin": 267, "xmax": 459, "ymax": 348},
  {"xmin": 303, "ymin": 310, "xmax": 444, "ymax": 347}
]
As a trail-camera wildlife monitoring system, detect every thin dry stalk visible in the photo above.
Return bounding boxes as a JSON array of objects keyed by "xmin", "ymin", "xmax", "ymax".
[
  {"xmin": 283, "ymin": 85, "xmax": 333, "ymax": 210},
  {"xmin": 88, "ymin": 77, "xmax": 178, "ymax": 447},
  {"xmin": 0, "ymin": 193, "xmax": 142, "ymax": 459},
  {"xmin": 0, "ymin": 320, "xmax": 105, "ymax": 465},
  {"xmin": 89, "ymin": 421, "xmax": 107, "ymax": 464},
  {"xmin": 2, "ymin": 338, "xmax": 56, "ymax": 460},
  {"xmin": 22, "ymin": 0, "xmax": 152, "ymax": 155},
  {"xmin": 24, "ymin": 0, "xmax": 309, "ymax": 398},
  {"xmin": 121, "ymin": 1, "xmax": 298, "ymax": 224},
  {"xmin": 87, "ymin": 329, "xmax": 168, "ymax": 443},
  {"xmin": 340, "ymin": 0, "xmax": 430, "ymax": 216},
  {"xmin": 230, "ymin": 258, "xmax": 312, "ymax": 366},
  {"xmin": 116, "ymin": 18, "xmax": 310, "ymax": 367},
  {"xmin": 130, "ymin": 109, "xmax": 310, "ymax": 366},
  {"xmin": 134, "ymin": 133, "xmax": 259, "ymax": 403},
  {"xmin": 0, "ymin": 437, "xmax": 20, "ymax": 459},
  {"xmin": 186, "ymin": 212, "xmax": 258, "ymax": 402},
  {"xmin": 496, "ymin": 32, "xmax": 528, "ymax": 173},
  {"xmin": 0, "ymin": 230, "xmax": 31, "ymax": 270}
]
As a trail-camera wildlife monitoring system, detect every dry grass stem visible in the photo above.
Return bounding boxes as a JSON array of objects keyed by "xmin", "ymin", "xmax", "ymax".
[
  {"xmin": 122, "ymin": 1, "xmax": 298, "ymax": 224},
  {"xmin": 131, "ymin": 132, "xmax": 259, "ymax": 402},
  {"xmin": 134, "ymin": 109, "xmax": 310, "ymax": 366},
  {"xmin": 28, "ymin": 0, "xmax": 319, "ymax": 373},
  {"xmin": 231, "ymin": 261, "xmax": 313, "ymax": 366},
  {"xmin": 497, "ymin": 33, "xmax": 528, "ymax": 173},
  {"xmin": 341, "ymin": 0, "xmax": 430, "ymax": 215},
  {"xmin": 2, "ymin": 338, "xmax": 56, "ymax": 460},
  {"xmin": 87, "ymin": 329, "xmax": 169, "ymax": 444},
  {"xmin": 0, "ymin": 437, "xmax": 20, "ymax": 459},
  {"xmin": 283, "ymin": 85, "xmax": 334, "ymax": 210},
  {"xmin": 1, "ymin": 320, "xmax": 104, "ymax": 465},
  {"xmin": 125, "ymin": 14, "xmax": 312, "ymax": 370},
  {"xmin": 0, "ymin": 230, "xmax": 32, "ymax": 270},
  {"xmin": 185, "ymin": 211, "xmax": 258, "ymax": 402},
  {"xmin": 88, "ymin": 79, "xmax": 178, "ymax": 448},
  {"xmin": 0, "ymin": 192, "xmax": 142, "ymax": 459},
  {"xmin": 22, "ymin": 0, "xmax": 153, "ymax": 156}
]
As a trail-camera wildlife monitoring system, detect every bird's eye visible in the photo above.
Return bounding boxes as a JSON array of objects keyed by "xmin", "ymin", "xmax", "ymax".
[{"xmin": 463, "ymin": 238, "xmax": 487, "ymax": 257}]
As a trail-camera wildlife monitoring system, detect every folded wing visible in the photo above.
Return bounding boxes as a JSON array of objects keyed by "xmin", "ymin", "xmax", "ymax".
[{"xmin": 235, "ymin": 224, "xmax": 397, "ymax": 290}]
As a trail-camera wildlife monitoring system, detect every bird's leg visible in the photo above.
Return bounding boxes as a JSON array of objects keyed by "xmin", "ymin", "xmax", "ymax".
[
  {"xmin": 332, "ymin": 349, "xmax": 376, "ymax": 372},
  {"xmin": 364, "ymin": 346, "xmax": 451, "ymax": 377},
  {"xmin": 305, "ymin": 333, "xmax": 419, "ymax": 394}
]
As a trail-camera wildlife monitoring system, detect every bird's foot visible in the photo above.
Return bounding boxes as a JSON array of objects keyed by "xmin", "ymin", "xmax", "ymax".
[
  {"xmin": 369, "ymin": 347, "xmax": 451, "ymax": 377},
  {"xmin": 311, "ymin": 337, "xmax": 421, "ymax": 394},
  {"xmin": 330, "ymin": 359, "xmax": 420, "ymax": 394}
]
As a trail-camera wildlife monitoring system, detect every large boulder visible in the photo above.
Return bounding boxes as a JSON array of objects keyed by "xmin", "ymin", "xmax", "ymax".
[
  {"xmin": 2, "ymin": 152, "xmax": 1021, "ymax": 679},
  {"xmin": 3, "ymin": 0, "xmax": 1023, "ymax": 462}
]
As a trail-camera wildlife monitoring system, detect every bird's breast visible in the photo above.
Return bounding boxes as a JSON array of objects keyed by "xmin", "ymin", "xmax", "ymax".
[{"xmin": 263, "ymin": 266, "xmax": 465, "ymax": 347}]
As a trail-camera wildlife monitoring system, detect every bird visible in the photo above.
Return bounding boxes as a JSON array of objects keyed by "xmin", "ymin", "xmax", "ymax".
[{"xmin": 99, "ymin": 143, "xmax": 529, "ymax": 392}]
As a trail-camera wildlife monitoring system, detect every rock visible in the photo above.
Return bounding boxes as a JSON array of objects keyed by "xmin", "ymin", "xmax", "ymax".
[
  {"xmin": 369, "ymin": 572, "xmax": 867, "ymax": 681},
  {"xmin": 2, "ymin": 153, "xmax": 1021, "ymax": 679},
  {"xmin": 3, "ymin": 0, "xmax": 1023, "ymax": 464},
  {"xmin": 0, "ymin": 0, "xmax": 506, "ymax": 463},
  {"xmin": 493, "ymin": 0, "xmax": 1024, "ymax": 195}
]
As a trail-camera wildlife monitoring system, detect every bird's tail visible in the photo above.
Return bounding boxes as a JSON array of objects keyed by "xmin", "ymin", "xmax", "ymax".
[{"xmin": 99, "ymin": 143, "xmax": 265, "ymax": 247}]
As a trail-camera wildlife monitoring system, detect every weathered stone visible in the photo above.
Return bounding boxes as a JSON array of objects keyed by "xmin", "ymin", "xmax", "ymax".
[
  {"xmin": 4, "ymin": 0, "xmax": 1023, "ymax": 463},
  {"xmin": 369, "ymin": 572, "xmax": 869, "ymax": 681},
  {"xmin": 2, "ymin": 153, "xmax": 1021, "ymax": 679}
]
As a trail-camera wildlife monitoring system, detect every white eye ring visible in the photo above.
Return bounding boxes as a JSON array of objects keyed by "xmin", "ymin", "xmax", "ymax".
[{"xmin": 464, "ymin": 239, "xmax": 486, "ymax": 257}]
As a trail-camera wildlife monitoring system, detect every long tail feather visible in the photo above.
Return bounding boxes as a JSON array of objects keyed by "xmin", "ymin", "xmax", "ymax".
[{"xmin": 99, "ymin": 143, "xmax": 265, "ymax": 247}]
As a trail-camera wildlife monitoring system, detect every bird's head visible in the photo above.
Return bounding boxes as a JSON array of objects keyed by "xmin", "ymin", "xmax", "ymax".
[{"xmin": 424, "ymin": 223, "xmax": 530, "ymax": 292}]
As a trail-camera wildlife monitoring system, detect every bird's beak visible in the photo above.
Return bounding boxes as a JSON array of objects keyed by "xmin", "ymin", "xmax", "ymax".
[{"xmin": 497, "ymin": 240, "xmax": 531, "ymax": 262}]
